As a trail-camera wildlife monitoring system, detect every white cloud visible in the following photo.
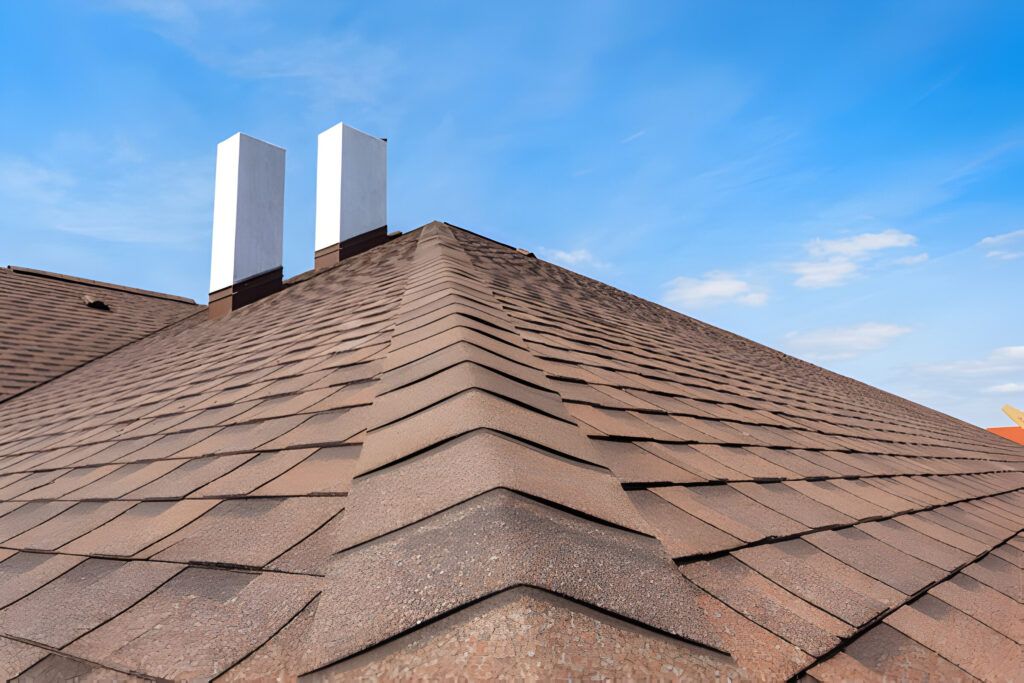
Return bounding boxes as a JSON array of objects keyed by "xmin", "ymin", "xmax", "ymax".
[
  {"xmin": 897, "ymin": 345, "xmax": 1024, "ymax": 428},
  {"xmin": 0, "ymin": 158, "xmax": 74, "ymax": 204},
  {"xmin": 979, "ymin": 229, "xmax": 1024, "ymax": 245},
  {"xmin": 109, "ymin": 0, "xmax": 196, "ymax": 25},
  {"xmin": 213, "ymin": 37, "xmax": 398, "ymax": 106},
  {"xmin": 986, "ymin": 250, "xmax": 1024, "ymax": 260},
  {"xmin": 784, "ymin": 322, "xmax": 911, "ymax": 360},
  {"xmin": 106, "ymin": 1, "xmax": 397, "ymax": 109},
  {"xmin": 663, "ymin": 272, "xmax": 767, "ymax": 309},
  {"xmin": 791, "ymin": 257, "xmax": 858, "ymax": 288},
  {"xmin": 807, "ymin": 229, "xmax": 917, "ymax": 258},
  {"xmin": 985, "ymin": 382, "xmax": 1024, "ymax": 394},
  {"xmin": 895, "ymin": 252, "xmax": 929, "ymax": 265},
  {"xmin": 538, "ymin": 247, "xmax": 608, "ymax": 269},
  {"xmin": 0, "ymin": 154, "xmax": 209, "ymax": 245},
  {"xmin": 979, "ymin": 229, "xmax": 1024, "ymax": 260},
  {"xmin": 792, "ymin": 229, "xmax": 917, "ymax": 288},
  {"xmin": 620, "ymin": 130, "xmax": 646, "ymax": 144},
  {"xmin": 922, "ymin": 346, "xmax": 1024, "ymax": 377}
]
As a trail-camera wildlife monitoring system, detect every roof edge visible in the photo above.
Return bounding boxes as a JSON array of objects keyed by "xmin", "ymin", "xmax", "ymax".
[{"xmin": 7, "ymin": 265, "xmax": 197, "ymax": 304}]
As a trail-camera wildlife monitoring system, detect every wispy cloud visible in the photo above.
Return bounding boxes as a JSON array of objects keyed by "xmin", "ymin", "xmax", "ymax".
[
  {"xmin": 791, "ymin": 257, "xmax": 859, "ymax": 288},
  {"xmin": 663, "ymin": 272, "xmax": 767, "ymax": 309},
  {"xmin": 911, "ymin": 65, "xmax": 963, "ymax": 107},
  {"xmin": 979, "ymin": 229, "xmax": 1024, "ymax": 260},
  {"xmin": 895, "ymin": 252, "xmax": 929, "ymax": 265},
  {"xmin": 985, "ymin": 382, "xmax": 1024, "ymax": 394},
  {"xmin": 0, "ymin": 154, "xmax": 210, "ymax": 244},
  {"xmin": 538, "ymin": 247, "xmax": 608, "ymax": 269},
  {"xmin": 922, "ymin": 345, "xmax": 1024, "ymax": 377},
  {"xmin": 620, "ymin": 130, "xmax": 646, "ymax": 144},
  {"xmin": 107, "ymin": 1, "xmax": 398, "ymax": 109},
  {"xmin": 807, "ymin": 229, "xmax": 917, "ymax": 258},
  {"xmin": 791, "ymin": 229, "xmax": 917, "ymax": 287},
  {"xmin": 107, "ymin": 0, "xmax": 200, "ymax": 28},
  {"xmin": 784, "ymin": 322, "xmax": 911, "ymax": 360}
]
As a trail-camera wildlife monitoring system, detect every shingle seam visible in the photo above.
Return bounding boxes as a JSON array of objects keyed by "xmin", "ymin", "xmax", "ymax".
[
  {"xmin": 2, "ymin": 493, "xmax": 350, "ymax": 504},
  {"xmin": 262, "ymin": 507, "xmax": 345, "ymax": 570},
  {"xmin": 676, "ymin": 557, "xmax": 847, "ymax": 664},
  {"xmin": 631, "ymin": 470, "xmax": 1023, "ymax": 489},
  {"xmin": 589, "ymin": 433, "xmax": 1023, "ymax": 465},
  {"xmin": 507, "ymin": 311, "xmax": 933, "ymax": 428},
  {"xmin": 213, "ymin": 592, "xmax": 321, "ymax": 680},
  {"xmin": 0, "ymin": 630, "xmax": 169, "ymax": 681},
  {"xmin": 512, "ymin": 326, "xmax": 1015, "ymax": 448},
  {"xmin": 0, "ymin": 553, "xmax": 86, "ymax": 610},
  {"xmin": 554, "ymin": 382, "xmax": 1008, "ymax": 456},
  {"xmin": 0, "ymin": 546, "xmax": 332, "ymax": 578},
  {"xmin": 558, "ymin": 390, "xmax": 1024, "ymax": 454},
  {"xmin": 786, "ymin": 531, "xmax": 1024, "ymax": 681},
  {"xmin": 674, "ymin": 485, "xmax": 1024, "ymax": 565},
  {"xmin": 40, "ymin": 562, "xmax": 189, "ymax": 668},
  {"xmin": 0, "ymin": 441, "xmax": 358, "ymax": 476},
  {"xmin": 483, "ymin": 242, "xmax": 970, "ymax": 440}
]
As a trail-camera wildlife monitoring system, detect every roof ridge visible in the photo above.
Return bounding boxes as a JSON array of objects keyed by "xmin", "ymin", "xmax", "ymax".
[
  {"xmin": 299, "ymin": 221, "xmax": 742, "ymax": 672},
  {"xmin": 6, "ymin": 266, "xmax": 197, "ymax": 304}
]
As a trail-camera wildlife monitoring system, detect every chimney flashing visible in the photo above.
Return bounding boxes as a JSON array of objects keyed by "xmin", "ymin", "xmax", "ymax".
[
  {"xmin": 208, "ymin": 265, "xmax": 283, "ymax": 319},
  {"xmin": 313, "ymin": 226, "xmax": 390, "ymax": 270}
]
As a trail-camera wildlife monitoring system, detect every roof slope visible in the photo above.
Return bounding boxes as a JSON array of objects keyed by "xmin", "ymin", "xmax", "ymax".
[
  {"xmin": 0, "ymin": 266, "xmax": 199, "ymax": 401},
  {"xmin": 0, "ymin": 222, "xmax": 1020, "ymax": 680}
]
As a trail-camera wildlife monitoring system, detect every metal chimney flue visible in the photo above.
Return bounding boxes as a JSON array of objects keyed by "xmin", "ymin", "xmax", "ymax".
[
  {"xmin": 208, "ymin": 133, "xmax": 285, "ymax": 319},
  {"xmin": 314, "ymin": 122, "xmax": 388, "ymax": 269}
]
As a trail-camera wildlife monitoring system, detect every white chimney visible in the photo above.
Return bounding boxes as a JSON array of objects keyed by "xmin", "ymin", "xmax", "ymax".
[
  {"xmin": 208, "ymin": 133, "xmax": 286, "ymax": 318},
  {"xmin": 314, "ymin": 122, "xmax": 387, "ymax": 268}
]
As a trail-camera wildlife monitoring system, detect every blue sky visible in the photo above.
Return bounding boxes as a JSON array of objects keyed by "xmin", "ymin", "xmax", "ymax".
[{"xmin": 1, "ymin": 1, "xmax": 1022, "ymax": 428}]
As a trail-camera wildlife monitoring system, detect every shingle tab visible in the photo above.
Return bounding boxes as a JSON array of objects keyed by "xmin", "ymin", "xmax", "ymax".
[
  {"xmin": 0, "ymin": 558, "xmax": 181, "ymax": 647},
  {"xmin": 885, "ymin": 594, "xmax": 1023, "ymax": 680}
]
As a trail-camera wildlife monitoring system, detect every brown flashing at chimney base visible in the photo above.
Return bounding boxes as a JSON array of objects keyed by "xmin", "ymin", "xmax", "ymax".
[
  {"xmin": 315, "ymin": 226, "xmax": 390, "ymax": 270},
  {"xmin": 208, "ymin": 266, "xmax": 283, "ymax": 320}
]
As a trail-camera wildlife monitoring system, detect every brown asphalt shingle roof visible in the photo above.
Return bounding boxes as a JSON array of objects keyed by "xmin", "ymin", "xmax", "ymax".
[
  {"xmin": 0, "ymin": 221, "xmax": 1021, "ymax": 679},
  {"xmin": 0, "ymin": 266, "xmax": 199, "ymax": 401}
]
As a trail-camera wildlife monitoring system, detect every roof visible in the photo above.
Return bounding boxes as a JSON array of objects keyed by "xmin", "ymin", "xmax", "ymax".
[
  {"xmin": 989, "ymin": 426, "xmax": 1024, "ymax": 445},
  {"xmin": 0, "ymin": 221, "xmax": 1021, "ymax": 680},
  {"xmin": 0, "ymin": 266, "xmax": 199, "ymax": 402}
]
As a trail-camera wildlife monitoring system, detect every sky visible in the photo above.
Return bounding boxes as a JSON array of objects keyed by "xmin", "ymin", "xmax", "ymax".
[{"xmin": 0, "ymin": 1, "xmax": 1022, "ymax": 428}]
